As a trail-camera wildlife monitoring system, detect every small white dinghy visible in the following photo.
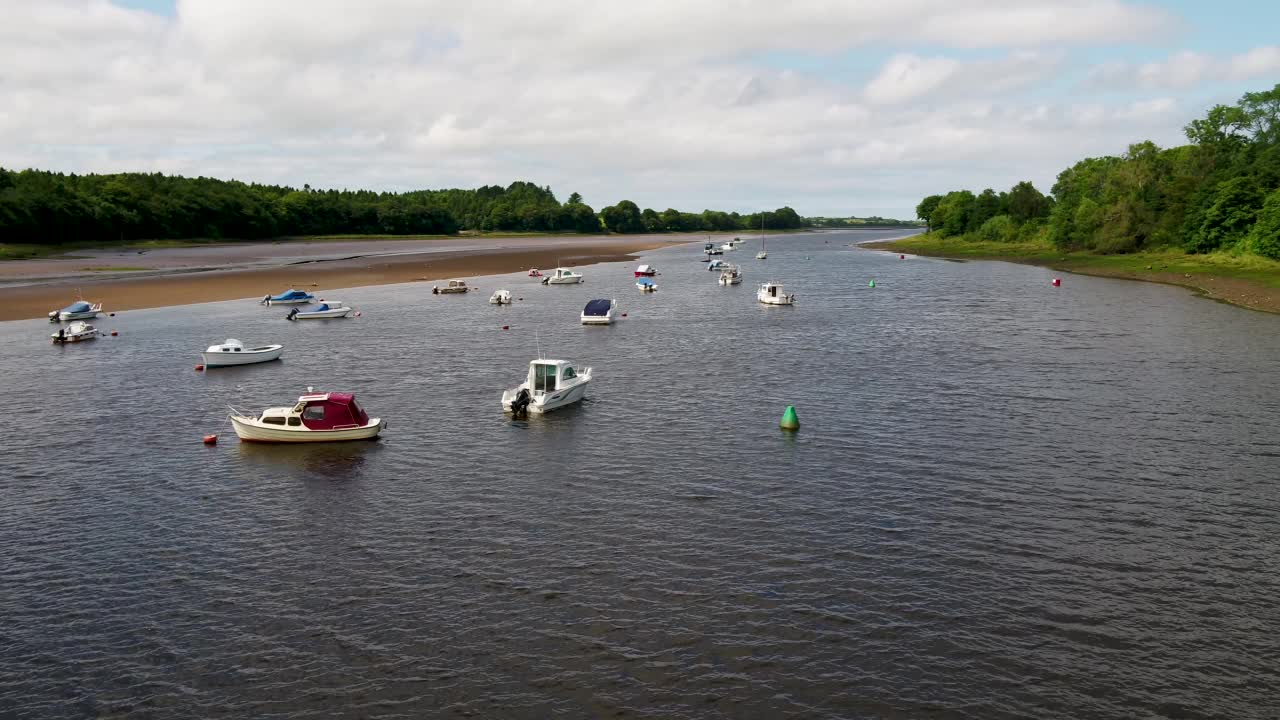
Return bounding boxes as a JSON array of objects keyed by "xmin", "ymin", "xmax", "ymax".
[
  {"xmin": 502, "ymin": 359, "xmax": 593, "ymax": 415},
  {"xmin": 51, "ymin": 321, "xmax": 98, "ymax": 344},
  {"xmin": 581, "ymin": 298, "xmax": 616, "ymax": 325},
  {"xmin": 286, "ymin": 302, "xmax": 352, "ymax": 320},
  {"xmin": 636, "ymin": 277, "xmax": 658, "ymax": 292},
  {"xmin": 542, "ymin": 267, "xmax": 583, "ymax": 285},
  {"xmin": 489, "ymin": 289, "xmax": 513, "ymax": 305},
  {"xmin": 202, "ymin": 339, "xmax": 283, "ymax": 367},
  {"xmin": 229, "ymin": 390, "xmax": 383, "ymax": 443},
  {"xmin": 757, "ymin": 282, "xmax": 795, "ymax": 305}
]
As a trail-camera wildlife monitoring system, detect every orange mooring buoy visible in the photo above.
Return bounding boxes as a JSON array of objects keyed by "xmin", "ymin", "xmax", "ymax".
[{"xmin": 202, "ymin": 434, "xmax": 217, "ymax": 445}]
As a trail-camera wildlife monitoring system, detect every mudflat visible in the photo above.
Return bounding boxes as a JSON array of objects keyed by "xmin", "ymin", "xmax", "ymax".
[{"xmin": 0, "ymin": 234, "xmax": 689, "ymax": 321}]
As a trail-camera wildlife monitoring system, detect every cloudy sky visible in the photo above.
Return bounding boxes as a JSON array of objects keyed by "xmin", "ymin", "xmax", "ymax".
[{"xmin": 3, "ymin": 0, "xmax": 1278, "ymax": 218}]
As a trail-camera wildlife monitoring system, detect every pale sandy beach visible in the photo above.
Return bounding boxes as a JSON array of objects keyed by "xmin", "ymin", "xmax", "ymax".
[{"xmin": 0, "ymin": 235, "xmax": 692, "ymax": 321}]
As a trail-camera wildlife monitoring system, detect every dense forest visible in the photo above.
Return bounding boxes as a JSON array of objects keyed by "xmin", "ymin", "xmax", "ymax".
[
  {"xmin": 0, "ymin": 167, "xmax": 803, "ymax": 245},
  {"xmin": 914, "ymin": 84, "xmax": 1280, "ymax": 258}
]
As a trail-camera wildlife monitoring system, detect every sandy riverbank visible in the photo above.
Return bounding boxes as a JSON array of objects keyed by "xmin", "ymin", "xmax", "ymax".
[{"xmin": 0, "ymin": 235, "xmax": 688, "ymax": 321}]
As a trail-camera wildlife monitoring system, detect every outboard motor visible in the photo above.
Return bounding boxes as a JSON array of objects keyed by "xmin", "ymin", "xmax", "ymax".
[
  {"xmin": 261, "ymin": 294, "xmax": 272, "ymax": 305},
  {"xmin": 510, "ymin": 388, "xmax": 532, "ymax": 417},
  {"xmin": 286, "ymin": 307, "xmax": 299, "ymax": 321},
  {"xmin": 48, "ymin": 310, "xmax": 59, "ymax": 323},
  {"xmin": 432, "ymin": 286, "xmax": 439, "ymax": 294}
]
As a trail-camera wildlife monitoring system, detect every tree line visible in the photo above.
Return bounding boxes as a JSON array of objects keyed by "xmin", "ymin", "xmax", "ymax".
[
  {"xmin": 915, "ymin": 83, "xmax": 1280, "ymax": 258},
  {"xmin": 0, "ymin": 167, "xmax": 803, "ymax": 245}
]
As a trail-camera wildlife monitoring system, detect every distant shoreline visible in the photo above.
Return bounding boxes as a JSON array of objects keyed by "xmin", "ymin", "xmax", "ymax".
[
  {"xmin": 864, "ymin": 233, "xmax": 1280, "ymax": 314},
  {"xmin": 0, "ymin": 234, "xmax": 692, "ymax": 321}
]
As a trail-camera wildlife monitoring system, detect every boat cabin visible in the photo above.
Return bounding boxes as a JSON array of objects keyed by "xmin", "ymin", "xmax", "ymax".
[
  {"xmin": 527, "ymin": 360, "xmax": 579, "ymax": 395},
  {"xmin": 582, "ymin": 299, "xmax": 613, "ymax": 317},
  {"xmin": 258, "ymin": 392, "xmax": 370, "ymax": 430},
  {"xmin": 761, "ymin": 282, "xmax": 785, "ymax": 297},
  {"xmin": 208, "ymin": 339, "xmax": 246, "ymax": 353},
  {"xmin": 449, "ymin": 280, "xmax": 467, "ymax": 290}
]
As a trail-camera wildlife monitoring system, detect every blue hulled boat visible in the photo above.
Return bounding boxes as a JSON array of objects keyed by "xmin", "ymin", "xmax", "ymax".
[{"xmin": 261, "ymin": 289, "xmax": 315, "ymax": 306}]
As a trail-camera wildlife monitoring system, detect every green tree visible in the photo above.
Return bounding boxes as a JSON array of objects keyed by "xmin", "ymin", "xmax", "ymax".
[
  {"xmin": 1006, "ymin": 181, "xmax": 1050, "ymax": 224},
  {"xmin": 976, "ymin": 214, "xmax": 1016, "ymax": 242},
  {"xmin": 1190, "ymin": 176, "xmax": 1264, "ymax": 252},
  {"xmin": 1247, "ymin": 188, "xmax": 1280, "ymax": 258},
  {"xmin": 971, "ymin": 189, "xmax": 1002, "ymax": 231},
  {"xmin": 931, "ymin": 191, "xmax": 975, "ymax": 237},
  {"xmin": 599, "ymin": 200, "xmax": 644, "ymax": 233},
  {"xmin": 916, "ymin": 194, "xmax": 942, "ymax": 230}
]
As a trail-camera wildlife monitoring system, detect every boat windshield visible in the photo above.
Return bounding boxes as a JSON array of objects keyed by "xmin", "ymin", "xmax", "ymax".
[{"xmin": 533, "ymin": 364, "xmax": 557, "ymax": 392}]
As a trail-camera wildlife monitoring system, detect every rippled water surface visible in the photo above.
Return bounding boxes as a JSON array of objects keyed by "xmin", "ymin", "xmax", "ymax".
[{"xmin": 3, "ymin": 229, "xmax": 1279, "ymax": 719}]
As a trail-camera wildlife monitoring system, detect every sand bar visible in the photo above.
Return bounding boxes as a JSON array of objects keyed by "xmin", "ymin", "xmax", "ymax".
[{"xmin": 0, "ymin": 234, "xmax": 692, "ymax": 321}]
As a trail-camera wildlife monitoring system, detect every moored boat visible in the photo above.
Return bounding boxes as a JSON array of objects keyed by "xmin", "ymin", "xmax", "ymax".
[
  {"xmin": 286, "ymin": 302, "xmax": 352, "ymax": 319},
  {"xmin": 489, "ymin": 289, "xmax": 513, "ymax": 305},
  {"xmin": 51, "ymin": 321, "xmax": 98, "ymax": 344},
  {"xmin": 634, "ymin": 264, "xmax": 657, "ymax": 277},
  {"xmin": 581, "ymin": 298, "xmax": 617, "ymax": 325},
  {"xmin": 229, "ymin": 390, "xmax": 383, "ymax": 442},
  {"xmin": 49, "ymin": 300, "xmax": 103, "ymax": 322},
  {"xmin": 718, "ymin": 264, "xmax": 743, "ymax": 285},
  {"xmin": 261, "ymin": 289, "xmax": 315, "ymax": 306},
  {"xmin": 542, "ymin": 267, "xmax": 583, "ymax": 285},
  {"xmin": 501, "ymin": 359, "xmax": 593, "ymax": 415},
  {"xmin": 636, "ymin": 277, "xmax": 657, "ymax": 292},
  {"xmin": 433, "ymin": 280, "xmax": 470, "ymax": 294},
  {"xmin": 202, "ymin": 339, "xmax": 283, "ymax": 367},
  {"xmin": 528, "ymin": 268, "xmax": 543, "ymax": 277},
  {"xmin": 757, "ymin": 281, "xmax": 795, "ymax": 305},
  {"xmin": 708, "ymin": 259, "xmax": 729, "ymax": 271}
]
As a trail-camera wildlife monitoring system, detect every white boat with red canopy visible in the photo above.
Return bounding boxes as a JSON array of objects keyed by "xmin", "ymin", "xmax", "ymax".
[{"xmin": 229, "ymin": 391, "xmax": 384, "ymax": 442}]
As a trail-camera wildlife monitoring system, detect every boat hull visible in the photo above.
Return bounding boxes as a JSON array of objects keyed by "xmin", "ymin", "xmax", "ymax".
[
  {"xmin": 202, "ymin": 346, "xmax": 284, "ymax": 367},
  {"xmin": 230, "ymin": 415, "xmax": 383, "ymax": 442},
  {"xmin": 266, "ymin": 298, "xmax": 313, "ymax": 306},
  {"xmin": 581, "ymin": 315, "xmax": 614, "ymax": 325},
  {"xmin": 502, "ymin": 379, "xmax": 591, "ymax": 414},
  {"xmin": 545, "ymin": 277, "xmax": 582, "ymax": 284},
  {"xmin": 291, "ymin": 308, "xmax": 352, "ymax": 319},
  {"xmin": 51, "ymin": 333, "xmax": 97, "ymax": 344},
  {"xmin": 58, "ymin": 311, "xmax": 100, "ymax": 321}
]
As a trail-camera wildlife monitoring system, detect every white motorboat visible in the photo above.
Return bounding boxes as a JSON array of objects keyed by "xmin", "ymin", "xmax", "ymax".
[
  {"xmin": 49, "ymin": 300, "xmax": 103, "ymax": 322},
  {"xmin": 261, "ymin": 289, "xmax": 315, "ymax": 305},
  {"xmin": 229, "ymin": 390, "xmax": 383, "ymax": 442},
  {"xmin": 708, "ymin": 259, "xmax": 729, "ymax": 271},
  {"xmin": 634, "ymin": 264, "xmax": 657, "ymax": 277},
  {"xmin": 51, "ymin": 321, "xmax": 98, "ymax": 344},
  {"xmin": 703, "ymin": 241, "xmax": 723, "ymax": 257},
  {"xmin": 636, "ymin": 277, "xmax": 658, "ymax": 292},
  {"xmin": 433, "ymin": 280, "xmax": 470, "ymax": 294},
  {"xmin": 718, "ymin": 265, "xmax": 743, "ymax": 285},
  {"xmin": 489, "ymin": 289, "xmax": 513, "ymax": 305},
  {"xmin": 502, "ymin": 359, "xmax": 593, "ymax": 415},
  {"xmin": 757, "ymin": 282, "xmax": 795, "ymax": 305},
  {"xmin": 201, "ymin": 339, "xmax": 283, "ymax": 367},
  {"xmin": 286, "ymin": 302, "xmax": 352, "ymax": 319},
  {"xmin": 720, "ymin": 241, "xmax": 738, "ymax": 252},
  {"xmin": 581, "ymin": 298, "xmax": 617, "ymax": 325},
  {"xmin": 542, "ymin": 267, "xmax": 583, "ymax": 285}
]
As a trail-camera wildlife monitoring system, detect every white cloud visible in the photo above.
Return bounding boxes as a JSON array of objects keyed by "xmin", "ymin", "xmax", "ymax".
[
  {"xmin": 1085, "ymin": 46, "xmax": 1280, "ymax": 90},
  {"xmin": 0, "ymin": 0, "xmax": 1195, "ymax": 216}
]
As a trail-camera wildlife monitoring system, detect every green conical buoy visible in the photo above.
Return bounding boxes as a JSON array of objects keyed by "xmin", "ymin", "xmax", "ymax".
[
  {"xmin": 868, "ymin": 280, "xmax": 876, "ymax": 288},
  {"xmin": 780, "ymin": 405, "xmax": 800, "ymax": 431}
]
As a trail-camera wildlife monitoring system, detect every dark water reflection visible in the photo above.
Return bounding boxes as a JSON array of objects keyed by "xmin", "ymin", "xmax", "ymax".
[{"xmin": 2, "ymin": 228, "xmax": 1279, "ymax": 719}]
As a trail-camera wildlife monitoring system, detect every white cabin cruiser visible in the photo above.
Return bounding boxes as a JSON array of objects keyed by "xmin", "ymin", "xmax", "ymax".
[
  {"xmin": 757, "ymin": 282, "xmax": 795, "ymax": 305},
  {"xmin": 542, "ymin": 267, "xmax": 583, "ymax": 285},
  {"xmin": 489, "ymin": 289, "xmax": 513, "ymax": 305},
  {"xmin": 202, "ymin": 339, "xmax": 283, "ymax": 367},
  {"xmin": 433, "ymin": 280, "xmax": 470, "ymax": 294},
  {"xmin": 229, "ymin": 390, "xmax": 383, "ymax": 442},
  {"xmin": 581, "ymin": 298, "xmax": 617, "ymax": 325},
  {"xmin": 720, "ymin": 241, "xmax": 738, "ymax": 252},
  {"xmin": 703, "ymin": 242, "xmax": 723, "ymax": 257},
  {"xmin": 502, "ymin": 359, "xmax": 593, "ymax": 415},
  {"xmin": 51, "ymin": 321, "xmax": 98, "ymax": 344},
  {"xmin": 718, "ymin": 265, "xmax": 743, "ymax": 285},
  {"xmin": 49, "ymin": 300, "xmax": 103, "ymax": 322},
  {"xmin": 286, "ymin": 302, "xmax": 352, "ymax": 319}
]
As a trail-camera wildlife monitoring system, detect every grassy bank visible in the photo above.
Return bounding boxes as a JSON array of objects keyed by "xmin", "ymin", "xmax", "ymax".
[{"xmin": 867, "ymin": 232, "xmax": 1280, "ymax": 313}]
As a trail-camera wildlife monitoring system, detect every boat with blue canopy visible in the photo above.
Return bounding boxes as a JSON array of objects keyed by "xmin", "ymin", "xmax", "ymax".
[
  {"xmin": 286, "ymin": 302, "xmax": 353, "ymax": 319},
  {"xmin": 580, "ymin": 298, "xmax": 617, "ymax": 325},
  {"xmin": 48, "ymin": 299, "xmax": 103, "ymax": 322},
  {"xmin": 261, "ymin": 289, "xmax": 315, "ymax": 306},
  {"xmin": 636, "ymin": 277, "xmax": 657, "ymax": 292}
]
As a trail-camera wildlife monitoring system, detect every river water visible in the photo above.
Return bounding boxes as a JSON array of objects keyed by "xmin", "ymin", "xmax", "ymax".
[{"xmin": 2, "ymin": 228, "xmax": 1278, "ymax": 719}]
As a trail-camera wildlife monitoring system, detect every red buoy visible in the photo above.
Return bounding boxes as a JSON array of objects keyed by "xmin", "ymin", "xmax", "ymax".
[
  {"xmin": 195, "ymin": 364, "xmax": 205, "ymax": 371},
  {"xmin": 109, "ymin": 312, "xmax": 116, "ymax": 316},
  {"xmin": 502, "ymin": 325, "xmax": 509, "ymax": 330},
  {"xmin": 899, "ymin": 254, "xmax": 905, "ymax": 260},
  {"xmin": 354, "ymin": 311, "xmax": 362, "ymax": 317},
  {"xmin": 110, "ymin": 330, "xmax": 118, "ymax": 336},
  {"xmin": 202, "ymin": 434, "xmax": 217, "ymax": 445},
  {"xmin": 621, "ymin": 313, "xmax": 628, "ymax": 317},
  {"xmin": 1052, "ymin": 278, "xmax": 1061, "ymax": 287}
]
